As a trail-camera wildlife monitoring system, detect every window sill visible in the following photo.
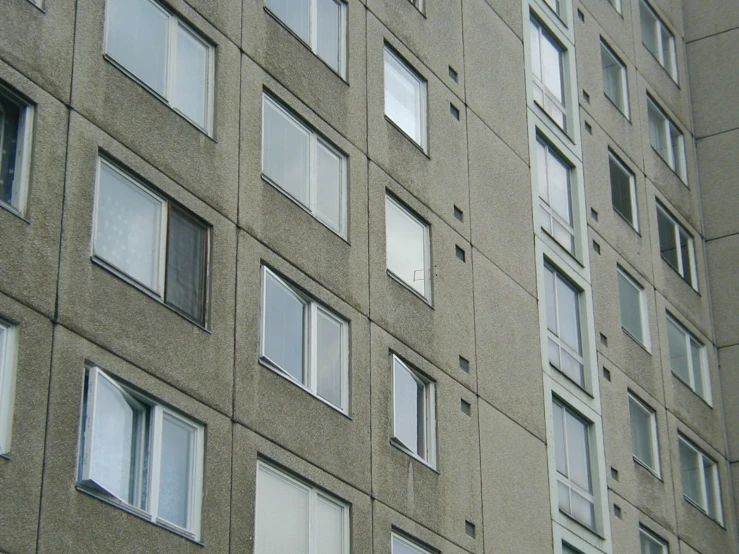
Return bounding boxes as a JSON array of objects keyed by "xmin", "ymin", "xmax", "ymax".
[
  {"xmin": 384, "ymin": 116, "xmax": 430, "ymax": 159},
  {"xmin": 387, "ymin": 270, "xmax": 433, "ymax": 308},
  {"xmin": 683, "ymin": 495, "xmax": 725, "ymax": 528},
  {"xmin": 642, "ymin": 45, "xmax": 680, "ymax": 87},
  {"xmin": 660, "ymin": 257, "xmax": 699, "ymax": 294},
  {"xmin": 650, "ymin": 146, "xmax": 687, "ymax": 186},
  {"xmin": 532, "ymin": 101, "xmax": 573, "ymax": 145},
  {"xmin": 549, "ymin": 362, "xmax": 593, "ymax": 398},
  {"xmin": 671, "ymin": 371, "xmax": 713, "ymax": 409},
  {"xmin": 559, "ymin": 510, "xmax": 606, "ymax": 540},
  {"xmin": 621, "ymin": 327, "xmax": 651, "ymax": 355},
  {"xmin": 390, "ymin": 437, "xmax": 439, "ymax": 473},
  {"xmin": 633, "ymin": 456, "xmax": 662, "ymax": 481},
  {"xmin": 0, "ymin": 201, "xmax": 30, "ymax": 223},
  {"xmin": 540, "ymin": 226, "xmax": 584, "ymax": 269},
  {"xmin": 603, "ymin": 93, "xmax": 630, "ymax": 121},
  {"xmin": 613, "ymin": 208, "xmax": 640, "ymax": 235}
]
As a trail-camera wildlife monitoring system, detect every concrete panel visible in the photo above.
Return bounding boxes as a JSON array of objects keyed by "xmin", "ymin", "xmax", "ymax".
[
  {"xmin": 56, "ymin": 114, "xmax": 236, "ymax": 415},
  {"xmin": 479, "ymin": 399, "xmax": 552, "ymax": 554},
  {"xmin": 707, "ymin": 234, "xmax": 739, "ymax": 348},
  {"xmin": 467, "ymin": 111, "xmax": 537, "ymax": 296},
  {"xmin": 370, "ymin": 324, "xmax": 483, "ymax": 551},
  {"xmin": 71, "ymin": 0, "xmax": 241, "ymax": 221},
  {"xmin": 367, "ymin": 163, "xmax": 477, "ymax": 388},
  {"xmin": 242, "ymin": 0, "xmax": 368, "ymax": 152},
  {"xmin": 463, "ymin": 0, "xmax": 529, "ymax": 161},
  {"xmin": 718, "ymin": 345, "xmax": 739, "ymax": 462},
  {"xmin": 185, "ymin": 0, "xmax": 242, "ymax": 45},
  {"xmin": 0, "ymin": 61, "xmax": 68, "ymax": 318},
  {"xmin": 696, "ymin": 129, "xmax": 739, "ymax": 240},
  {"xmin": 684, "ymin": 0, "xmax": 739, "ymax": 42},
  {"xmin": 238, "ymin": 56, "xmax": 370, "ymax": 315},
  {"xmin": 0, "ymin": 0, "xmax": 75, "ymax": 102},
  {"xmin": 233, "ymin": 231, "xmax": 372, "ymax": 492},
  {"xmin": 37, "ymin": 327, "xmax": 232, "ymax": 554},
  {"xmin": 0, "ymin": 294, "xmax": 53, "ymax": 554}
]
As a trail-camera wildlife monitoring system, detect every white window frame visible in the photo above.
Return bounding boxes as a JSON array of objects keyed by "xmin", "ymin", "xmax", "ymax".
[
  {"xmin": 666, "ymin": 314, "xmax": 711, "ymax": 404},
  {"xmin": 617, "ymin": 267, "xmax": 650, "ymax": 349},
  {"xmin": 392, "ymin": 532, "xmax": 434, "ymax": 554},
  {"xmin": 391, "ymin": 354, "xmax": 437, "ymax": 468},
  {"xmin": 261, "ymin": 94, "xmax": 348, "ymax": 238},
  {"xmin": 530, "ymin": 16, "xmax": 568, "ymax": 131},
  {"xmin": 639, "ymin": 526, "xmax": 668, "ymax": 554},
  {"xmin": 255, "ymin": 460, "xmax": 351, "ymax": 554},
  {"xmin": 103, "ymin": 0, "xmax": 215, "ymax": 134},
  {"xmin": 0, "ymin": 85, "xmax": 34, "ymax": 217},
  {"xmin": 628, "ymin": 392, "xmax": 660, "ymax": 477},
  {"xmin": 259, "ymin": 266, "xmax": 350, "ymax": 413},
  {"xmin": 78, "ymin": 366, "xmax": 205, "ymax": 540},
  {"xmin": 383, "ymin": 46, "xmax": 428, "ymax": 151},
  {"xmin": 640, "ymin": 0, "xmax": 678, "ymax": 82},
  {"xmin": 678, "ymin": 434, "xmax": 723, "ymax": 524},
  {"xmin": 647, "ymin": 97, "xmax": 687, "ymax": 182},
  {"xmin": 0, "ymin": 320, "xmax": 18, "ymax": 455},
  {"xmin": 600, "ymin": 40, "xmax": 629, "ymax": 117},
  {"xmin": 656, "ymin": 203, "xmax": 697, "ymax": 290},
  {"xmin": 609, "ymin": 151, "xmax": 638, "ymax": 230},
  {"xmin": 536, "ymin": 137, "xmax": 576, "ymax": 257}
]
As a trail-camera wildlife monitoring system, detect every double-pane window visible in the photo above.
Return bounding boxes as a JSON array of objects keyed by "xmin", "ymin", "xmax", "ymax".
[
  {"xmin": 393, "ymin": 533, "xmax": 432, "ymax": 554},
  {"xmin": 648, "ymin": 98, "xmax": 686, "ymax": 182},
  {"xmin": 262, "ymin": 94, "xmax": 347, "ymax": 236},
  {"xmin": 628, "ymin": 393, "xmax": 660, "ymax": 475},
  {"xmin": 609, "ymin": 152, "xmax": 638, "ymax": 229},
  {"xmin": 384, "ymin": 47, "xmax": 427, "ymax": 150},
  {"xmin": 601, "ymin": 41, "xmax": 629, "ymax": 116},
  {"xmin": 260, "ymin": 267, "xmax": 349, "ymax": 412},
  {"xmin": 392, "ymin": 354, "xmax": 436, "ymax": 467},
  {"xmin": 0, "ymin": 88, "xmax": 33, "ymax": 215},
  {"xmin": 105, "ymin": 0, "xmax": 213, "ymax": 130},
  {"xmin": 78, "ymin": 367, "xmax": 204, "ymax": 539},
  {"xmin": 554, "ymin": 400, "xmax": 595, "ymax": 529},
  {"xmin": 536, "ymin": 138, "xmax": 575, "ymax": 255},
  {"xmin": 0, "ymin": 320, "xmax": 17, "ymax": 455},
  {"xmin": 666, "ymin": 315, "xmax": 710, "ymax": 402},
  {"xmin": 93, "ymin": 158, "xmax": 209, "ymax": 325},
  {"xmin": 385, "ymin": 195, "xmax": 431, "ymax": 301},
  {"xmin": 640, "ymin": 1, "xmax": 678, "ymax": 82},
  {"xmin": 530, "ymin": 18, "xmax": 567, "ymax": 129},
  {"xmin": 656, "ymin": 204, "xmax": 696, "ymax": 289},
  {"xmin": 678, "ymin": 435, "xmax": 723, "ymax": 523},
  {"xmin": 640, "ymin": 527, "xmax": 668, "ymax": 554},
  {"xmin": 618, "ymin": 268, "xmax": 649, "ymax": 347},
  {"xmin": 255, "ymin": 461, "xmax": 350, "ymax": 554},
  {"xmin": 265, "ymin": 0, "xmax": 346, "ymax": 77},
  {"xmin": 545, "ymin": 264, "xmax": 584, "ymax": 387}
]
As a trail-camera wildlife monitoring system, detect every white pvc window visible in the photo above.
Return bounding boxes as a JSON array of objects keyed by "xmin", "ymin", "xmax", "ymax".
[
  {"xmin": 678, "ymin": 435, "xmax": 723, "ymax": 523},
  {"xmin": 104, "ymin": 0, "xmax": 214, "ymax": 131},
  {"xmin": 0, "ymin": 87, "xmax": 33, "ymax": 216},
  {"xmin": 640, "ymin": 1, "xmax": 678, "ymax": 82},
  {"xmin": 260, "ymin": 267, "xmax": 350, "ymax": 412},
  {"xmin": 261, "ymin": 94, "xmax": 348, "ymax": 237},
  {"xmin": 536, "ymin": 138, "xmax": 575, "ymax": 255},
  {"xmin": 601, "ymin": 41, "xmax": 629, "ymax": 117},
  {"xmin": 255, "ymin": 461, "xmax": 350, "ymax": 554},
  {"xmin": 530, "ymin": 18, "xmax": 567, "ymax": 130},
  {"xmin": 545, "ymin": 264, "xmax": 584, "ymax": 388},
  {"xmin": 618, "ymin": 268, "xmax": 650, "ymax": 348},
  {"xmin": 628, "ymin": 393, "xmax": 660, "ymax": 476},
  {"xmin": 265, "ymin": 0, "xmax": 347, "ymax": 77},
  {"xmin": 392, "ymin": 354, "xmax": 436, "ymax": 467},
  {"xmin": 656, "ymin": 203, "xmax": 697, "ymax": 289},
  {"xmin": 385, "ymin": 195, "xmax": 432, "ymax": 302},
  {"xmin": 640, "ymin": 527, "xmax": 668, "ymax": 554},
  {"xmin": 666, "ymin": 315, "xmax": 710, "ymax": 404},
  {"xmin": 648, "ymin": 97, "xmax": 687, "ymax": 182},
  {"xmin": 78, "ymin": 366, "xmax": 205, "ymax": 539},
  {"xmin": 0, "ymin": 320, "xmax": 18, "ymax": 455},
  {"xmin": 384, "ymin": 46, "xmax": 428, "ymax": 150},
  {"xmin": 609, "ymin": 152, "xmax": 638, "ymax": 230},
  {"xmin": 392, "ymin": 533, "xmax": 433, "ymax": 554}
]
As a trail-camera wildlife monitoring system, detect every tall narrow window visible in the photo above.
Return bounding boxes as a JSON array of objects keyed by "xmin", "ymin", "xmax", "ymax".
[
  {"xmin": 530, "ymin": 18, "xmax": 567, "ymax": 130},
  {"xmin": 666, "ymin": 315, "xmax": 710, "ymax": 403},
  {"xmin": 545, "ymin": 264, "xmax": 584, "ymax": 388},
  {"xmin": 384, "ymin": 46, "xmax": 428, "ymax": 150},
  {"xmin": 553, "ymin": 399, "xmax": 596, "ymax": 530},
  {"xmin": 656, "ymin": 203, "xmax": 697, "ymax": 289},
  {"xmin": 628, "ymin": 393, "xmax": 660, "ymax": 476},
  {"xmin": 0, "ymin": 87, "xmax": 33, "ymax": 215},
  {"xmin": 78, "ymin": 366, "xmax": 205, "ymax": 539},
  {"xmin": 617, "ymin": 268, "xmax": 649, "ymax": 348},
  {"xmin": 640, "ymin": 527, "xmax": 668, "ymax": 554},
  {"xmin": 609, "ymin": 152, "xmax": 638, "ymax": 230},
  {"xmin": 105, "ymin": 0, "xmax": 214, "ymax": 131},
  {"xmin": 536, "ymin": 138, "xmax": 575, "ymax": 255},
  {"xmin": 392, "ymin": 533, "xmax": 433, "ymax": 554},
  {"xmin": 601, "ymin": 41, "xmax": 629, "ymax": 116},
  {"xmin": 640, "ymin": 1, "xmax": 678, "ymax": 82},
  {"xmin": 385, "ymin": 194, "xmax": 431, "ymax": 301},
  {"xmin": 648, "ymin": 97, "xmax": 686, "ymax": 182},
  {"xmin": 392, "ymin": 354, "xmax": 436, "ymax": 467},
  {"xmin": 678, "ymin": 435, "xmax": 723, "ymax": 523},
  {"xmin": 0, "ymin": 320, "xmax": 17, "ymax": 455},
  {"xmin": 93, "ymin": 158, "xmax": 210, "ymax": 325}
]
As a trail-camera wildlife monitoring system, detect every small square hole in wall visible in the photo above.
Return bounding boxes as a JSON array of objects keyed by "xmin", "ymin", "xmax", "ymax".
[
  {"xmin": 465, "ymin": 521, "xmax": 476, "ymax": 538},
  {"xmin": 585, "ymin": 121, "xmax": 593, "ymax": 134},
  {"xmin": 578, "ymin": 9, "xmax": 585, "ymax": 22},
  {"xmin": 614, "ymin": 504, "xmax": 623, "ymax": 519},
  {"xmin": 454, "ymin": 205, "xmax": 464, "ymax": 222},
  {"xmin": 461, "ymin": 399, "xmax": 471, "ymax": 416},
  {"xmin": 591, "ymin": 208, "xmax": 599, "ymax": 221},
  {"xmin": 450, "ymin": 103, "xmax": 460, "ymax": 120},
  {"xmin": 603, "ymin": 367, "xmax": 611, "ymax": 381},
  {"xmin": 456, "ymin": 245, "xmax": 466, "ymax": 262},
  {"xmin": 593, "ymin": 240, "xmax": 601, "ymax": 254},
  {"xmin": 449, "ymin": 66, "xmax": 459, "ymax": 82},
  {"xmin": 600, "ymin": 333, "xmax": 609, "ymax": 347},
  {"xmin": 583, "ymin": 90, "xmax": 591, "ymax": 103},
  {"xmin": 611, "ymin": 467, "xmax": 619, "ymax": 481},
  {"xmin": 459, "ymin": 356, "xmax": 470, "ymax": 372}
]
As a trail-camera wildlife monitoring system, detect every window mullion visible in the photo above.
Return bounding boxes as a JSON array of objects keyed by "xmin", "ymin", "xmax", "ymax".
[
  {"xmin": 309, "ymin": 302, "xmax": 318, "ymax": 392},
  {"xmin": 166, "ymin": 16, "xmax": 177, "ymax": 103},
  {"xmin": 148, "ymin": 405, "xmax": 164, "ymax": 520},
  {"xmin": 309, "ymin": 134, "xmax": 317, "ymax": 214},
  {"xmin": 310, "ymin": 0, "xmax": 318, "ymax": 51},
  {"xmin": 308, "ymin": 488, "xmax": 317, "ymax": 554}
]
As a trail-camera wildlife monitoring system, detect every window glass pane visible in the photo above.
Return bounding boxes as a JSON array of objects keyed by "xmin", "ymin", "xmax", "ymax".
[
  {"xmin": 530, "ymin": 21, "xmax": 541, "ymax": 81},
  {"xmin": 265, "ymin": 0, "xmax": 310, "ymax": 43},
  {"xmin": 570, "ymin": 489, "xmax": 595, "ymax": 528},
  {"xmin": 386, "ymin": 197, "xmax": 427, "ymax": 298},
  {"xmin": 393, "ymin": 536, "xmax": 426, "ymax": 554},
  {"xmin": 174, "ymin": 26, "xmax": 208, "ymax": 128},
  {"xmin": 315, "ymin": 142, "xmax": 343, "ymax": 233},
  {"xmin": 263, "ymin": 99, "xmax": 310, "ymax": 206},
  {"xmin": 0, "ymin": 95, "xmax": 21, "ymax": 208},
  {"xmin": 690, "ymin": 340, "xmax": 705, "ymax": 397},
  {"xmin": 558, "ymin": 480, "xmax": 571, "ymax": 513},
  {"xmin": 166, "ymin": 208, "xmax": 207, "ymax": 323},
  {"xmin": 601, "ymin": 45, "xmax": 624, "ymax": 110},
  {"xmin": 618, "ymin": 272, "xmax": 643, "ymax": 341},
  {"xmin": 641, "ymin": 4, "xmax": 659, "ymax": 56},
  {"xmin": 96, "ymin": 163, "xmax": 163, "ymax": 291},
  {"xmin": 679, "ymin": 229, "xmax": 692, "ymax": 285},
  {"xmin": 317, "ymin": 0, "xmax": 341, "ymax": 73},
  {"xmin": 263, "ymin": 273, "xmax": 306, "ymax": 383},
  {"xmin": 394, "ymin": 359, "xmax": 424, "ymax": 456},
  {"xmin": 540, "ymin": 33, "xmax": 563, "ymax": 103},
  {"xmin": 556, "ymin": 276, "xmax": 580, "ymax": 353},
  {"xmin": 629, "ymin": 397, "xmax": 655, "ymax": 469},
  {"xmin": 565, "ymin": 411, "xmax": 591, "ymax": 492},
  {"xmin": 657, "ymin": 208, "xmax": 679, "ymax": 271},
  {"xmin": 704, "ymin": 458, "xmax": 718, "ymax": 517},
  {"xmin": 255, "ymin": 466, "xmax": 310, "ymax": 554},
  {"xmin": 662, "ymin": 33, "xmax": 676, "ymax": 78},
  {"xmin": 316, "ymin": 310, "xmax": 343, "ymax": 408},
  {"xmin": 106, "ymin": 0, "xmax": 168, "ymax": 95},
  {"xmin": 547, "ymin": 149, "xmax": 571, "ymax": 224},
  {"xmin": 536, "ymin": 141, "xmax": 548, "ymax": 203},
  {"xmin": 384, "ymin": 49, "xmax": 424, "ymax": 145},
  {"xmin": 316, "ymin": 495, "xmax": 345, "ymax": 554},
  {"xmin": 610, "ymin": 157, "xmax": 633, "ymax": 224},
  {"xmin": 640, "ymin": 530, "xmax": 665, "ymax": 554},
  {"xmin": 667, "ymin": 318, "xmax": 690, "ymax": 382},
  {"xmin": 158, "ymin": 413, "xmax": 195, "ymax": 529},
  {"xmin": 553, "ymin": 402, "xmax": 567, "ymax": 475},
  {"xmin": 679, "ymin": 439, "xmax": 702, "ymax": 504},
  {"xmin": 545, "ymin": 267, "xmax": 557, "ymax": 335},
  {"xmin": 648, "ymin": 103, "xmax": 668, "ymax": 160}
]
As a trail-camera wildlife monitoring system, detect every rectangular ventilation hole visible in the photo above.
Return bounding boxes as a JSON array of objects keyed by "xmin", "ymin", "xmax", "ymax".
[
  {"xmin": 600, "ymin": 333, "xmax": 608, "ymax": 347},
  {"xmin": 611, "ymin": 467, "xmax": 619, "ymax": 481},
  {"xmin": 453, "ymin": 205, "xmax": 464, "ymax": 222},
  {"xmin": 593, "ymin": 240, "xmax": 601, "ymax": 254},
  {"xmin": 585, "ymin": 121, "xmax": 593, "ymax": 134},
  {"xmin": 577, "ymin": 9, "xmax": 585, "ymax": 21},
  {"xmin": 614, "ymin": 504, "xmax": 622, "ymax": 519},
  {"xmin": 456, "ymin": 245, "xmax": 466, "ymax": 262},
  {"xmin": 465, "ymin": 521, "xmax": 476, "ymax": 538},
  {"xmin": 461, "ymin": 399, "xmax": 471, "ymax": 416},
  {"xmin": 603, "ymin": 367, "xmax": 611, "ymax": 381},
  {"xmin": 591, "ymin": 208, "xmax": 599, "ymax": 221},
  {"xmin": 449, "ymin": 66, "xmax": 459, "ymax": 82},
  {"xmin": 459, "ymin": 356, "xmax": 470, "ymax": 372},
  {"xmin": 583, "ymin": 90, "xmax": 591, "ymax": 103},
  {"xmin": 450, "ymin": 103, "xmax": 460, "ymax": 120}
]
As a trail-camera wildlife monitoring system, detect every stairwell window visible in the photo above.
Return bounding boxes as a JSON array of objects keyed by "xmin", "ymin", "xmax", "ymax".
[
  {"xmin": 536, "ymin": 137, "xmax": 576, "ymax": 256},
  {"xmin": 530, "ymin": 17, "xmax": 567, "ymax": 130},
  {"xmin": 545, "ymin": 264, "xmax": 585, "ymax": 388}
]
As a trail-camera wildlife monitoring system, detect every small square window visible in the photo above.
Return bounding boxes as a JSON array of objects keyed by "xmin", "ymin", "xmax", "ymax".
[
  {"xmin": 640, "ymin": 1, "xmax": 678, "ymax": 82},
  {"xmin": 666, "ymin": 314, "xmax": 710, "ymax": 403},
  {"xmin": 647, "ymin": 97, "xmax": 687, "ymax": 182},
  {"xmin": 78, "ymin": 366, "xmax": 205, "ymax": 539},
  {"xmin": 678, "ymin": 435, "xmax": 723, "ymax": 523},
  {"xmin": 385, "ymin": 194, "xmax": 432, "ymax": 302},
  {"xmin": 0, "ymin": 320, "xmax": 18, "ymax": 455},
  {"xmin": 392, "ymin": 354, "xmax": 436, "ymax": 467},
  {"xmin": 254, "ymin": 461, "xmax": 350, "ymax": 554},
  {"xmin": 530, "ymin": 17, "xmax": 567, "ymax": 130},
  {"xmin": 93, "ymin": 158, "xmax": 210, "ymax": 325},
  {"xmin": 601, "ymin": 41, "xmax": 629, "ymax": 116},
  {"xmin": 656, "ymin": 203, "xmax": 697, "ymax": 289},
  {"xmin": 536, "ymin": 138, "xmax": 575, "ymax": 256},
  {"xmin": 617, "ymin": 267, "xmax": 650, "ymax": 348},
  {"xmin": 260, "ymin": 266, "xmax": 350, "ymax": 412},
  {"xmin": 628, "ymin": 393, "xmax": 660, "ymax": 476},
  {"xmin": 609, "ymin": 152, "xmax": 638, "ymax": 230},
  {"xmin": 640, "ymin": 527, "xmax": 668, "ymax": 554},
  {"xmin": 104, "ymin": 0, "xmax": 214, "ymax": 131},
  {"xmin": 0, "ymin": 86, "xmax": 33, "ymax": 216},
  {"xmin": 384, "ymin": 46, "xmax": 428, "ymax": 150},
  {"xmin": 392, "ymin": 533, "xmax": 433, "ymax": 554}
]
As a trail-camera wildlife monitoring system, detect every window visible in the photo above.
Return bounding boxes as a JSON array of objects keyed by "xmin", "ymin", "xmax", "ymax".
[
  {"xmin": 0, "ymin": 320, "xmax": 17, "ymax": 455},
  {"xmin": 609, "ymin": 152, "xmax": 638, "ymax": 229},
  {"xmin": 104, "ymin": 0, "xmax": 214, "ymax": 131},
  {"xmin": 385, "ymin": 194, "xmax": 431, "ymax": 301},
  {"xmin": 93, "ymin": 158, "xmax": 210, "ymax": 324},
  {"xmin": 392, "ymin": 354, "xmax": 436, "ymax": 467},
  {"xmin": 640, "ymin": 1, "xmax": 678, "ymax": 81},
  {"xmin": 260, "ymin": 267, "xmax": 349, "ymax": 412},
  {"xmin": 656, "ymin": 203, "xmax": 697, "ymax": 289},
  {"xmin": 678, "ymin": 435, "xmax": 723, "ymax": 523},
  {"xmin": 607, "ymin": 0, "xmax": 622, "ymax": 14},
  {"xmin": 78, "ymin": 366, "xmax": 204, "ymax": 538},
  {"xmin": 628, "ymin": 393, "xmax": 660, "ymax": 475},
  {"xmin": 601, "ymin": 41, "xmax": 629, "ymax": 116},
  {"xmin": 265, "ymin": 0, "xmax": 346, "ymax": 77},
  {"xmin": 536, "ymin": 138, "xmax": 575, "ymax": 255},
  {"xmin": 542, "ymin": 0, "xmax": 562, "ymax": 18},
  {"xmin": 261, "ymin": 94, "xmax": 347, "ymax": 237},
  {"xmin": 545, "ymin": 264, "xmax": 584, "ymax": 388},
  {"xmin": 0, "ymin": 87, "xmax": 33, "ymax": 216},
  {"xmin": 618, "ymin": 268, "xmax": 649, "ymax": 347},
  {"xmin": 553, "ymin": 399, "xmax": 596, "ymax": 530},
  {"xmin": 255, "ymin": 461, "xmax": 350, "ymax": 554},
  {"xmin": 647, "ymin": 98, "xmax": 686, "ymax": 181},
  {"xmin": 666, "ymin": 315, "xmax": 710, "ymax": 403},
  {"xmin": 392, "ymin": 533, "xmax": 433, "ymax": 554},
  {"xmin": 384, "ymin": 46, "xmax": 427, "ymax": 150},
  {"xmin": 640, "ymin": 527, "xmax": 668, "ymax": 554},
  {"xmin": 530, "ymin": 17, "xmax": 567, "ymax": 129}
]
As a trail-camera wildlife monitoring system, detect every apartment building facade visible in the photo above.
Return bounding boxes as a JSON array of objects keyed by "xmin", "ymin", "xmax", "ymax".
[{"xmin": 0, "ymin": 0, "xmax": 737, "ymax": 553}]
